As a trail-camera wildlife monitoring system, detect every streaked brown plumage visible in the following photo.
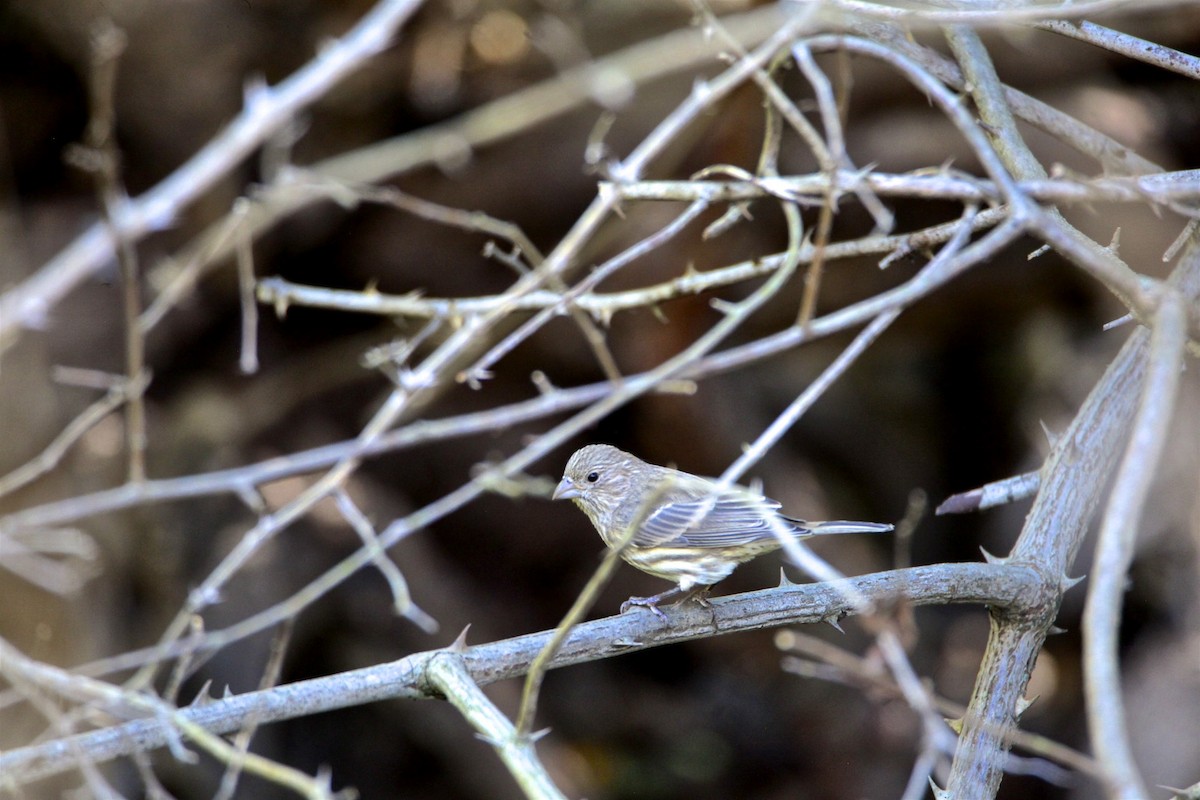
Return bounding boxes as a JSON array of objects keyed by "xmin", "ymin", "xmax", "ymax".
[{"xmin": 553, "ymin": 444, "xmax": 893, "ymax": 619}]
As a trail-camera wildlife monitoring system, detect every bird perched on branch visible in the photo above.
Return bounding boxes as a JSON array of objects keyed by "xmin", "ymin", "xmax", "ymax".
[{"xmin": 553, "ymin": 444, "xmax": 893, "ymax": 620}]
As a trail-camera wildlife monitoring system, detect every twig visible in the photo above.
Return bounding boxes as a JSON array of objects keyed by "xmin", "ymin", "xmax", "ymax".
[
  {"xmin": 0, "ymin": 527, "xmax": 98, "ymax": 594},
  {"xmin": 936, "ymin": 471, "xmax": 1041, "ymax": 515},
  {"xmin": 251, "ymin": 202, "xmax": 1010, "ymax": 322},
  {"xmin": 334, "ymin": 490, "xmax": 436, "ymax": 633},
  {"xmin": 236, "ymin": 200, "xmax": 260, "ymax": 375},
  {"xmin": 71, "ymin": 20, "xmax": 148, "ymax": 483},
  {"xmin": 1036, "ymin": 19, "xmax": 1200, "ymax": 80},
  {"xmin": 613, "ymin": 170, "xmax": 1200, "ymax": 206},
  {"xmin": 426, "ymin": 653, "xmax": 567, "ymax": 800},
  {"xmin": 0, "ymin": 372, "xmax": 150, "ymax": 500},
  {"xmin": 813, "ymin": 0, "xmax": 1184, "ymax": 24},
  {"xmin": 1083, "ymin": 288, "xmax": 1188, "ymax": 800}
]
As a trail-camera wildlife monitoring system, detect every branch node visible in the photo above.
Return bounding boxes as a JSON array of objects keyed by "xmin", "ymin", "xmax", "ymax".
[{"xmin": 189, "ymin": 680, "xmax": 217, "ymax": 707}]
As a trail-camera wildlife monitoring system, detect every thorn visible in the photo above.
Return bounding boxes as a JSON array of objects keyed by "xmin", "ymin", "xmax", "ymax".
[
  {"xmin": 1039, "ymin": 420, "xmax": 1061, "ymax": 447},
  {"xmin": 825, "ymin": 613, "xmax": 846, "ymax": 634},
  {"xmin": 848, "ymin": 161, "xmax": 878, "ymax": 185},
  {"xmin": 222, "ymin": 685, "xmax": 234, "ymax": 699},
  {"xmin": 1061, "ymin": 573, "xmax": 1086, "ymax": 592},
  {"xmin": 450, "ymin": 625, "xmax": 472, "ymax": 653},
  {"xmin": 929, "ymin": 777, "xmax": 952, "ymax": 799},
  {"xmin": 945, "ymin": 716, "xmax": 964, "ymax": 735},
  {"xmin": 1015, "ymin": 694, "xmax": 1038, "ymax": 718},
  {"xmin": 1047, "ymin": 625, "xmax": 1068, "ymax": 636},
  {"xmin": 189, "ymin": 680, "xmax": 216, "ymax": 707},
  {"xmin": 979, "ymin": 547, "xmax": 1006, "ymax": 565},
  {"xmin": 778, "ymin": 567, "xmax": 800, "ymax": 588}
]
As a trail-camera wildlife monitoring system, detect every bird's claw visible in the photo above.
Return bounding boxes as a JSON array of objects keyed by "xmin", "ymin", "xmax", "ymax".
[
  {"xmin": 622, "ymin": 585, "xmax": 713, "ymax": 621},
  {"xmin": 621, "ymin": 595, "xmax": 670, "ymax": 622}
]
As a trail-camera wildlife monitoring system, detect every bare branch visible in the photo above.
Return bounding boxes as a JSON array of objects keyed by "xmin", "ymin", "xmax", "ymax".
[
  {"xmin": 427, "ymin": 653, "xmax": 567, "ymax": 800},
  {"xmin": 1084, "ymin": 287, "xmax": 1189, "ymax": 800},
  {"xmin": 1036, "ymin": 19, "xmax": 1200, "ymax": 79},
  {"xmin": 0, "ymin": 563, "xmax": 1037, "ymax": 788}
]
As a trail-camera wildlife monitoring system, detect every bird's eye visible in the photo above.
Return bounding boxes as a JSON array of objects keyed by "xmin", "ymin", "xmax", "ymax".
[{"xmin": 586, "ymin": 471, "xmax": 599, "ymax": 483}]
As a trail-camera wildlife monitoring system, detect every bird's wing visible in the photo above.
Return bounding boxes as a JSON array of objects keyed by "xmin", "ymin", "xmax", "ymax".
[{"xmin": 633, "ymin": 484, "xmax": 799, "ymax": 548}]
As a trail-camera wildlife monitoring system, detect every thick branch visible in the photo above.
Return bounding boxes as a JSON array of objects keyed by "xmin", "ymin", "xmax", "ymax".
[
  {"xmin": 946, "ymin": 236, "xmax": 1200, "ymax": 796},
  {"xmin": 0, "ymin": 562, "xmax": 1036, "ymax": 786}
]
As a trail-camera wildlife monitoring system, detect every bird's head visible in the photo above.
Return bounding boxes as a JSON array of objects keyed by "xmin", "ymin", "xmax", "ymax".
[{"xmin": 552, "ymin": 444, "xmax": 635, "ymax": 525}]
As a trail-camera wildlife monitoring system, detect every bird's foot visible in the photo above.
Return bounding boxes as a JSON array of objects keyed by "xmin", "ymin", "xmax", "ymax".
[
  {"xmin": 621, "ymin": 585, "xmax": 713, "ymax": 621},
  {"xmin": 621, "ymin": 594, "xmax": 671, "ymax": 622}
]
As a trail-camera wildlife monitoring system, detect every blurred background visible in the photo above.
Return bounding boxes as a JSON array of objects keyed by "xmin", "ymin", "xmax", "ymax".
[{"xmin": 1, "ymin": 1, "xmax": 1198, "ymax": 798}]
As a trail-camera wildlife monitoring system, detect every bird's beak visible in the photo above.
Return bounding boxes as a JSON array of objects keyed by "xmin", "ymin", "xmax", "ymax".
[{"xmin": 552, "ymin": 477, "xmax": 580, "ymax": 501}]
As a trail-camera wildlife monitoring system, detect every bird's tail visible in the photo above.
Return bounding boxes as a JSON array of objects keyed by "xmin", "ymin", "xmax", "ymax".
[{"xmin": 795, "ymin": 519, "xmax": 894, "ymax": 536}]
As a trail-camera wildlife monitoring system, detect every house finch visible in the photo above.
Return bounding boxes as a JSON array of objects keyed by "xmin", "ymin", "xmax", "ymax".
[{"xmin": 552, "ymin": 444, "xmax": 893, "ymax": 619}]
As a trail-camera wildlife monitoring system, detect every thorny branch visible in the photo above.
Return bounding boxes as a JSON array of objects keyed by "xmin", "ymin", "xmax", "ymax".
[{"xmin": 0, "ymin": 563, "xmax": 1036, "ymax": 786}]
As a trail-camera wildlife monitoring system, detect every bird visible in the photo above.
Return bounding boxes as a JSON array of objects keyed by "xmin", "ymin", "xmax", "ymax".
[{"xmin": 552, "ymin": 444, "xmax": 893, "ymax": 619}]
